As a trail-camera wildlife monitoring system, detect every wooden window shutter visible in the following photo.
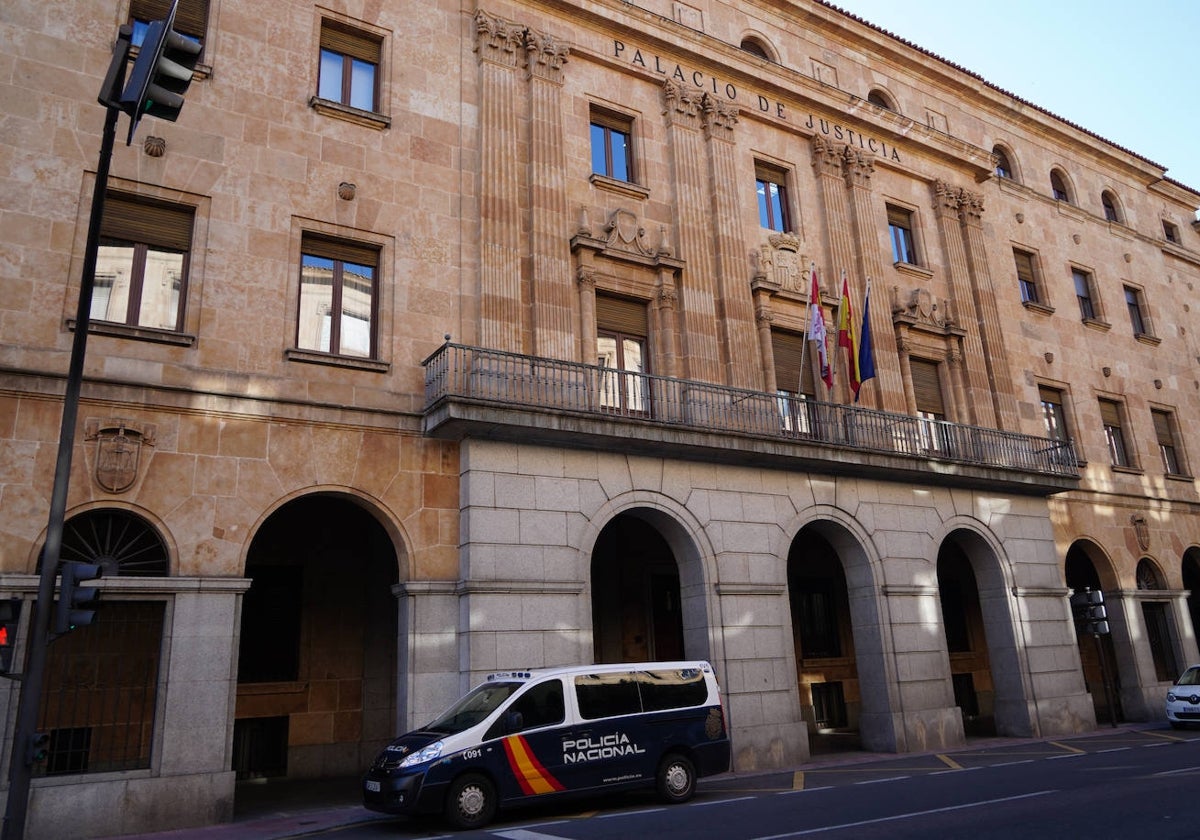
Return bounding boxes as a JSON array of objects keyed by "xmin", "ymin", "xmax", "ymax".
[
  {"xmin": 302, "ymin": 234, "xmax": 379, "ymax": 268},
  {"xmin": 320, "ymin": 21, "xmax": 382, "ymax": 64},
  {"xmin": 910, "ymin": 358, "xmax": 944, "ymax": 415},
  {"xmin": 130, "ymin": 0, "xmax": 209, "ymax": 39},
  {"xmin": 596, "ymin": 294, "xmax": 648, "ymax": 337},
  {"xmin": 1152, "ymin": 410, "xmax": 1173, "ymax": 446},
  {"xmin": 771, "ymin": 330, "xmax": 813, "ymax": 395},
  {"xmin": 1014, "ymin": 250, "xmax": 1035, "ymax": 285},
  {"xmin": 887, "ymin": 204, "xmax": 911, "ymax": 229},
  {"xmin": 101, "ymin": 193, "xmax": 194, "ymax": 251},
  {"xmin": 1037, "ymin": 385, "xmax": 1062, "ymax": 407},
  {"xmin": 1098, "ymin": 399, "xmax": 1122, "ymax": 428}
]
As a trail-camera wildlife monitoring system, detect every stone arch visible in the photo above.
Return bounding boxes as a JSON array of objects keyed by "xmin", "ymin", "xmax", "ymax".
[
  {"xmin": 30, "ymin": 500, "xmax": 178, "ymax": 576},
  {"xmin": 581, "ymin": 491, "xmax": 719, "ymax": 668}
]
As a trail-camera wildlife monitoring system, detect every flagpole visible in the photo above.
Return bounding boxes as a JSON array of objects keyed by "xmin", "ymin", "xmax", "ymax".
[{"xmin": 798, "ymin": 261, "xmax": 814, "ymax": 394}]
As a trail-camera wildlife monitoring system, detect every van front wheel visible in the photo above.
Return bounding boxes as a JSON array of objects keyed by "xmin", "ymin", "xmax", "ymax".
[
  {"xmin": 656, "ymin": 753, "xmax": 696, "ymax": 804},
  {"xmin": 444, "ymin": 773, "xmax": 497, "ymax": 830}
]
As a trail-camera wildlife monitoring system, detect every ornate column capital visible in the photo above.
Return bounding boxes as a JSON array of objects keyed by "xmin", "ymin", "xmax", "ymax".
[
  {"xmin": 932, "ymin": 178, "xmax": 961, "ymax": 215},
  {"xmin": 474, "ymin": 9, "xmax": 524, "ymax": 67},
  {"xmin": 810, "ymin": 135, "xmax": 843, "ymax": 178},
  {"xmin": 702, "ymin": 93, "xmax": 738, "ymax": 141},
  {"xmin": 958, "ymin": 189, "xmax": 985, "ymax": 225},
  {"xmin": 576, "ymin": 264, "xmax": 597, "ymax": 289},
  {"xmin": 662, "ymin": 79, "xmax": 704, "ymax": 129},
  {"xmin": 525, "ymin": 28, "xmax": 569, "ymax": 82},
  {"xmin": 841, "ymin": 146, "xmax": 874, "ymax": 188}
]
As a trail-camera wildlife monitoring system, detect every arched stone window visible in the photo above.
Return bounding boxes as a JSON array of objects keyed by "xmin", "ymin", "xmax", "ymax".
[
  {"xmin": 1050, "ymin": 168, "xmax": 1073, "ymax": 203},
  {"xmin": 993, "ymin": 145, "xmax": 1015, "ymax": 180},
  {"xmin": 867, "ymin": 88, "xmax": 896, "ymax": 111},
  {"xmin": 1101, "ymin": 190, "xmax": 1122, "ymax": 223},
  {"xmin": 740, "ymin": 37, "xmax": 772, "ymax": 61}
]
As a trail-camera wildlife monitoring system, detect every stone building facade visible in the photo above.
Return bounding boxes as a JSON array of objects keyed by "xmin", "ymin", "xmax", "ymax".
[{"xmin": 1, "ymin": 0, "xmax": 1199, "ymax": 835}]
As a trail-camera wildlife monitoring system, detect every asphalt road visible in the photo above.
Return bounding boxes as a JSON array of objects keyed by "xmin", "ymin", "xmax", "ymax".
[{"xmin": 321, "ymin": 726, "xmax": 1199, "ymax": 840}]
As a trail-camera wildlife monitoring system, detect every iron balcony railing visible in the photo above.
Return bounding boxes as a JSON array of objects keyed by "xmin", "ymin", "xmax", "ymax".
[{"xmin": 423, "ymin": 343, "xmax": 1080, "ymax": 478}]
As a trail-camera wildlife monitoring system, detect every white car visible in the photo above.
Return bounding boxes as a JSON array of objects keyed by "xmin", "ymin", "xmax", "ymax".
[{"xmin": 1166, "ymin": 665, "xmax": 1200, "ymax": 729}]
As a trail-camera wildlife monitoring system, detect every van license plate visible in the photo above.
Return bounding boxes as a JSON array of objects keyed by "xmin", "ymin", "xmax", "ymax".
[{"xmin": 365, "ymin": 780, "xmax": 380, "ymax": 793}]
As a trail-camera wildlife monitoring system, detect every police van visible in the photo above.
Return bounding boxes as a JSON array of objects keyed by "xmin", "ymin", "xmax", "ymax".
[{"xmin": 362, "ymin": 660, "xmax": 731, "ymax": 829}]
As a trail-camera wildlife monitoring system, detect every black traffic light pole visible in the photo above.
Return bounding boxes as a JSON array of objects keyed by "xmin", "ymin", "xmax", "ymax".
[{"xmin": 1, "ymin": 28, "xmax": 130, "ymax": 840}]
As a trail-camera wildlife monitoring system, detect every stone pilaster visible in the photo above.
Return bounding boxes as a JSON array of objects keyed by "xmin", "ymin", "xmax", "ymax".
[
  {"xmin": 525, "ymin": 28, "xmax": 575, "ymax": 361},
  {"xmin": 655, "ymin": 271, "xmax": 683, "ymax": 379},
  {"xmin": 663, "ymin": 80, "xmax": 721, "ymax": 384},
  {"xmin": 702, "ymin": 95, "xmax": 759, "ymax": 389},
  {"xmin": 957, "ymin": 188, "xmax": 1020, "ymax": 431},
  {"xmin": 931, "ymin": 179, "xmax": 993, "ymax": 426},
  {"xmin": 474, "ymin": 10, "xmax": 526, "ymax": 353},
  {"xmin": 837, "ymin": 142, "xmax": 906, "ymax": 412}
]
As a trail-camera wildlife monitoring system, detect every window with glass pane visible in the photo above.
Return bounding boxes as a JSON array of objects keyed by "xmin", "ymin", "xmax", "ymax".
[
  {"xmin": 130, "ymin": 0, "xmax": 208, "ymax": 45},
  {"xmin": 1039, "ymin": 386, "xmax": 1068, "ymax": 441},
  {"xmin": 298, "ymin": 235, "xmax": 379, "ymax": 358},
  {"xmin": 1101, "ymin": 191, "xmax": 1120, "ymax": 222},
  {"xmin": 590, "ymin": 110, "xmax": 633, "ymax": 182},
  {"xmin": 318, "ymin": 21, "xmax": 380, "ymax": 111},
  {"xmin": 1124, "ymin": 286, "xmax": 1147, "ymax": 335},
  {"xmin": 1153, "ymin": 409, "xmax": 1182, "ymax": 475},
  {"xmin": 755, "ymin": 164, "xmax": 790, "ymax": 231},
  {"xmin": 1099, "ymin": 399, "xmax": 1130, "ymax": 467},
  {"xmin": 993, "ymin": 146, "xmax": 1013, "ymax": 179},
  {"xmin": 1014, "ymin": 249, "xmax": 1039, "ymax": 304},
  {"xmin": 93, "ymin": 194, "xmax": 193, "ymax": 331},
  {"xmin": 1073, "ymin": 269, "xmax": 1096, "ymax": 321},
  {"xmin": 1163, "ymin": 220, "xmax": 1180, "ymax": 244},
  {"xmin": 887, "ymin": 205, "xmax": 917, "ymax": 264},
  {"xmin": 1050, "ymin": 170, "xmax": 1070, "ymax": 202},
  {"xmin": 911, "ymin": 358, "xmax": 946, "ymax": 451},
  {"xmin": 596, "ymin": 295, "xmax": 649, "ymax": 413},
  {"xmin": 772, "ymin": 330, "xmax": 814, "ymax": 435}
]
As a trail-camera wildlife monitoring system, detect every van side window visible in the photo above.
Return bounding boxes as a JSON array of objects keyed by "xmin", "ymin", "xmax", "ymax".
[
  {"xmin": 638, "ymin": 668, "xmax": 707, "ymax": 711},
  {"xmin": 509, "ymin": 678, "xmax": 565, "ymax": 731},
  {"xmin": 575, "ymin": 672, "xmax": 642, "ymax": 719}
]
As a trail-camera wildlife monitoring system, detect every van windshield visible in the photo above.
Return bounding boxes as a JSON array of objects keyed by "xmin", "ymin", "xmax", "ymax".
[{"xmin": 424, "ymin": 681, "xmax": 524, "ymax": 734}]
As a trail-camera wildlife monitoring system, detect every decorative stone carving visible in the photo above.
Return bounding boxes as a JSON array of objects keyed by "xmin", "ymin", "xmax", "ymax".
[
  {"xmin": 338, "ymin": 182, "xmax": 356, "ymax": 201},
  {"xmin": 757, "ymin": 233, "xmax": 805, "ymax": 294},
  {"xmin": 603, "ymin": 208, "xmax": 658, "ymax": 257},
  {"xmin": 577, "ymin": 206, "xmax": 592, "ymax": 238},
  {"xmin": 892, "ymin": 286, "xmax": 952, "ymax": 329},
  {"xmin": 810, "ymin": 135, "xmax": 843, "ymax": 177},
  {"xmin": 576, "ymin": 264, "xmax": 596, "ymax": 289},
  {"xmin": 143, "ymin": 135, "xmax": 166, "ymax": 157},
  {"xmin": 525, "ymin": 28, "xmax": 569, "ymax": 81},
  {"xmin": 85, "ymin": 418, "xmax": 156, "ymax": 494},
  {"xmin": 957, "ymin": 189, "xmax": 984, "ymax": 224},
  {"xmin": 841, "ymin": 145, "xmax": 874, "ymax": 187},
  {"xmin": 702, "ymin": 93, "xmax": 738, "ymax": 140},
  {"xmin": 473, "ymin": 9, "xmax": 524, "ymax": 66},
  {"xmin": 662, "ymin": 79, "xmax": 704, "ymax": 128}
]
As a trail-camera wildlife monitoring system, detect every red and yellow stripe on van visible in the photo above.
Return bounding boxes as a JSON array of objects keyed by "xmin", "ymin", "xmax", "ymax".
[{"xmin": 502, "ymin": 735, "xmax": 564, "ymax": 795}]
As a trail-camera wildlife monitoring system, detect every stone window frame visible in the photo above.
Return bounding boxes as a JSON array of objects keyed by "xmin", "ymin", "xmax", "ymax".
[{"xmin": 309, "ymin": 13, "xmax": 391, "ymax": 130}]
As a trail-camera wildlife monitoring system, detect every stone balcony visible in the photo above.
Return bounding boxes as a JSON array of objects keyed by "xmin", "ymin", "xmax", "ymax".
[{"xmin": 422, "ymin": 343, "xmax": 1080, "ymax": 495}]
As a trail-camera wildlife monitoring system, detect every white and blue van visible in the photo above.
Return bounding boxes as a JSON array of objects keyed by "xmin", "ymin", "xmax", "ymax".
[{"xmin": 362, "ymin": 660, "xmax": 731, "ymax": 829}]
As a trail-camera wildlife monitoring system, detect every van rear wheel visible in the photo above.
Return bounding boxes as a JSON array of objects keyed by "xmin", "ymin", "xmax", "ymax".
[
  {"xmin": 656, "ymin": 753, "xmax": 696, "ymax": 804},
  {"xmin": 444, "ymin": 773, "xmax": 497, "ymax": 830}
]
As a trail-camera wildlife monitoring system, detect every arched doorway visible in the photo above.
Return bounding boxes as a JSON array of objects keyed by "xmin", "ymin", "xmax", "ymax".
[
  {"xmin": 1182, "ymin": 548, "xmax": 1200, "ymax": 647},
  {"xmin": 591, "ymin": 513, "xmax": 685, "ymax": 664},
  {"xmin": 1065, "ymin": 541, "xmax": 1122, "ymax": 724},
  {"xmin": 937, "ymin": 541, "xmax": 995, "ymax": 736},
  {"xmin": 788, "ymin": 526, "xmax": 861, "ymax": 752},
  {"xmin": 235, "ymin": 494, "xmax": 398, "ymax": 781}
]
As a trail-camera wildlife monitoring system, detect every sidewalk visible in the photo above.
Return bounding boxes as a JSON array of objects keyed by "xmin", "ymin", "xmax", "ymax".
[{"xmin": 113, "ymin": 721, "xmax": 1164, "ymax": 840}]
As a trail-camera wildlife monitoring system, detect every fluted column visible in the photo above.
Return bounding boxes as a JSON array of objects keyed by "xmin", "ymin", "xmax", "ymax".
[
  {"xmin": 703, "ymin": 95, "xmax": 759, "ymax": 389},
  {"xmin": 931, "ymin": 179, "xmax": 993, "ymax": 427},
  {"xmin": 526, "ymin": 29, "xmax": 574, "ymax": 360},
  {"xmin": 958, "ymin": 190, "xmax": 1020, "ymax": 431},
  {"xmin": 654, "ymin": 273, "xmax": 682, "ymax": 380},
  {"xmin": 663, "ymin": 80, "xmax": 721, "ymax": 384},
  {"xmin": 474, "ymin": 10, "xmax": 525, "ymax": 353},
  {"xmin": 840, "ymin": 144, "xmax": 905, "ymax": 412}
]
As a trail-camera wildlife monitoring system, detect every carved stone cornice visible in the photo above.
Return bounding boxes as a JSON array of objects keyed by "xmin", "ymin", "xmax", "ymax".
[
  {"xmin": 525, "ymin": 28, "xmax": 569, "ymax": 82},
  {"xmin": 810, "ymin": 135, "xmax": 843, "ymax": 178},
  {"xmin": 474, "ymin": 9, "xmax": 524, "ymax": 67},
  {"xmin": 841, "ymin": 146, "xmax": 874, "ymax": 188},
  {"xmin": 662, "ymin": 79, "xmax": 704, "ymax": 129}
]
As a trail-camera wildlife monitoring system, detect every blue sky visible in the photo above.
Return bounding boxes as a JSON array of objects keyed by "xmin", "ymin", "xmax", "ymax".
[{"xmin": 837, "ymin": 1, "xmax": 1200, "ymax": 212}]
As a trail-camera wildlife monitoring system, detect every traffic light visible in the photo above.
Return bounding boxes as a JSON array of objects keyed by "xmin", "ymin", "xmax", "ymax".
[
  {"xmin": 24, "ymin": 732, "xmax": 49, "ymax": 767},
  {"xmin": 0, "ymin": 598, "xmax": 22, "ymax": 675},
  {"xmin": 118, "ymin": 0, "xmax": 201, "ymax": 143},
  {"xmin": 54, "ymin": 561, "xmax": 102, "ymax": 636},
  {"xmin": 1069, "ymin": 588, "xmax": 1110, "ymax": 636}
]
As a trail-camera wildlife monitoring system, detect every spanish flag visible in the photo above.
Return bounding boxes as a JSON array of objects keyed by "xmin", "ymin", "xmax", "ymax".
[{"xmin": 836, "ymin": 272, "xmax": 862, "ymax": 398}]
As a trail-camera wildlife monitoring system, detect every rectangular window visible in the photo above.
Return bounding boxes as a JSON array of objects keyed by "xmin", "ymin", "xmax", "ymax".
[
  {"xmin": 1152, "ymin": 409, "xmax": 1183, "ymax": 475},
  {"xmin": 37, "ymin": 601, "xmax": 165, "ymax": 776},
  {"xmin": 94, "ymin": 193, "xmax": 194, "ymax": 332},
  {"xmin": 1013, "ymin": 248, "xmax": 1040, "ymax": 304},
  {"xmin": 1163, "ymin": 220, "xmax": 1180, "ymax": 244},
  {"xmin": 318, "ymin": 21, "xmax": 381, "ymax": 112},
  {"xmin": 1099, "ymin": 398, "xmax": 1131, "ymax": 468},
  {"xmin": 887, "ymin": 204, "xmax": 917, "ymax": 265},
  {"xmin": 596, "ymin": 295, "xmax": 649, "ymax": 413},
  {"xmin": 298, "ymin": 234, "xmax": 380, "ymax": 358},
  {"xmin": 1143, "ymin": 602, "xmax": 1180, "ymax": 682},
  {"xmin": 1039, "ymin": 386, "xmax": 1068, "ymax": 442},
  {"xmin": 755, "ymin": 162, "xmax": 791, "ymax": 232},
  {"xmin": 130, "ymin": 0, "xmax": 209, "ymax": 43},
  {"xmin": 772, "ymin": 329, "xmax": 815, "ymax": 435},
  {"xmin": 590, "ymin": 108, "xmax": 634, "ymax": 182},
  {"xmin": 1073, "ymin": 269, "xmax": 1097, "ymax": 321},
  {"xmin": 1124, "ymin": 285, "xmax": 1148, "ymax": 336},
  {"xmin": 911, "ymin": 358, "xmax": 947, "ymax": 451}
]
